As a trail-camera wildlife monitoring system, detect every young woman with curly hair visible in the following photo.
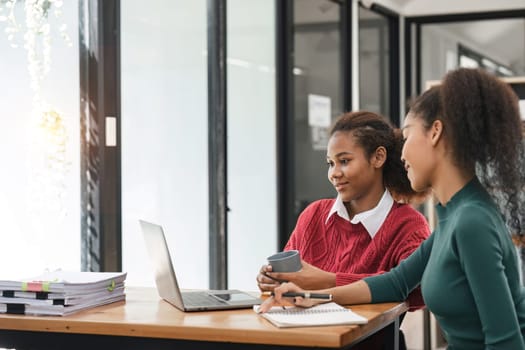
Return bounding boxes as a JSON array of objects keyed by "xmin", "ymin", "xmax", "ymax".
[{"xmin": 261, "ymin": 68, "xmax": 525, "ymax": 349}]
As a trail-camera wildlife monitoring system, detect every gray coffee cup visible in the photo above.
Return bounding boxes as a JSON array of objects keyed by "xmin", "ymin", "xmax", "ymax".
[{"xmin": 267, "ymin": 250, "xmax": 302, "ymax": 272}]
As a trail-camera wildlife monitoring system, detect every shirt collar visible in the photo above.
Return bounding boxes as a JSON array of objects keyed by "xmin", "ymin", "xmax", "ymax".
[
  {"xmin": 326, "ymin": 195, "xmax": 350, "ymax": 223},
  {"xmin": 326, "ymin": 190, "xmax": 394, "ymax": 238}
]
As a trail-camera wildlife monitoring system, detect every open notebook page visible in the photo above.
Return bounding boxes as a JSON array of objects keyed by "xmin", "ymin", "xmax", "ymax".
[{"xmin": 254, "ymin": 302, "xmax": 368, "ymax": 328}]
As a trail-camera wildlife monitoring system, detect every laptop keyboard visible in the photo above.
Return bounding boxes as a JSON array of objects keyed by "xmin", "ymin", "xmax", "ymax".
[{"xmin": 182, "ymin": 292, "xmax": 225, "ymax": 306}]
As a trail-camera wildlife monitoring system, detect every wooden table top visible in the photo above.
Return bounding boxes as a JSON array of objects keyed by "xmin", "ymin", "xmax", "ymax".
[{"xmin": 0, "ymin": 287, "xmax": 408, "ymax": 348}]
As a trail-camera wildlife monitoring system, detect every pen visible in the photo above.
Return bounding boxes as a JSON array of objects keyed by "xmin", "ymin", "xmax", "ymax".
[{"xmin": 271, "ymin": 292, "xmax": 332, "ymax": 300}]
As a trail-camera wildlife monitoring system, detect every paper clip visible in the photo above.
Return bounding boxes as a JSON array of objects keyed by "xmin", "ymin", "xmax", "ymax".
[{"xmin": 107, "ymin": 280, "xmax": 115, "ymax": 292}]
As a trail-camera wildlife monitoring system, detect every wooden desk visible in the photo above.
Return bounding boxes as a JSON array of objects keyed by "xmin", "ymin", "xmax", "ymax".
[{"xmin": 0, "ymin": 287, "xmax": 408, "ymax": 350}]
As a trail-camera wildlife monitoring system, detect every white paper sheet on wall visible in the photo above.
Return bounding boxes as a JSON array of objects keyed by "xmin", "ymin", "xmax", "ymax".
[{"xmin": 308, "ymin": 94, "xmax": 331, "ymax": 127}]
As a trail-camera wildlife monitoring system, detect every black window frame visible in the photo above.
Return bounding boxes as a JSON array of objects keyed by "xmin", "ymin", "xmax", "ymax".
[{"xmin": 79, "ymin": 0, "xmax": 121, "ymax": 273}]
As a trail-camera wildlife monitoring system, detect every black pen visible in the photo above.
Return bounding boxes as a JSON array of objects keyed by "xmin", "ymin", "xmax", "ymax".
[{"xmin": 271, "ymin": 292, "xmax": 332, "ymax": 300}]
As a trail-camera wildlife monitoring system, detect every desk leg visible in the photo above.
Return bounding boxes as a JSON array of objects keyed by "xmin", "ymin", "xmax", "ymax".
[
  {"xmin": 423, "ymin": 308, "xmax": 431, "ymax": 350},
  {"xmin": 393, "ymin": 315, "xmax": 400, "ymax": 350}
]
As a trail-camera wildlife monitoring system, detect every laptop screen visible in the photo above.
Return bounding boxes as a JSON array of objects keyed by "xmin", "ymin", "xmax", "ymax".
[{"xmin": 139, "ymin": 219, "xmax": 262, "ymax": 311}]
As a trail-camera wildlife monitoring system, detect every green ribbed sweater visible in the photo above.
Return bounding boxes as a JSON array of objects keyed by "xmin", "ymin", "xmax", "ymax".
[{"xmin": 364, "ymin": 178, "xmax": 525, "ymax": 349}]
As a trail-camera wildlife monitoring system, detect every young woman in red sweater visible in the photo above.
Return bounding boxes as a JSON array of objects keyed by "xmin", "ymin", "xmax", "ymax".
[
  {"xmin": 256, "ymin": 111, "xmax": 430, "ymax": 349},
  {"xmin": 257, "ymin": 111, "xmax": 430, "ymax": 310}
]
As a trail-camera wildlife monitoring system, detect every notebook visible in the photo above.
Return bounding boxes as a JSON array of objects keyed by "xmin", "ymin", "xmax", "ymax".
[
  {"xmin": 139, "ymin": 220, "xmax": 262, "ymax": 312},
  {"xmin": 254, "ymin": 302, "xmax": 368, "ymax": 328}
]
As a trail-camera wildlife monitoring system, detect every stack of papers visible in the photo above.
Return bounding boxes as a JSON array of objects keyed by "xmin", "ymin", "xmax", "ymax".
[
  {"xmin": 0, "ymin": 271, "xmax": 127, "ymax": 316},
  {"xmin": 254, "ymin": 302, "xmax": 368, "ymax": 328}
]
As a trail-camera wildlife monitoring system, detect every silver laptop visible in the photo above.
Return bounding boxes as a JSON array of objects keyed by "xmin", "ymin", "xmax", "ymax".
[{"xmin": 139, "ymin": 220, "xmax": 262, "ymax": 311}]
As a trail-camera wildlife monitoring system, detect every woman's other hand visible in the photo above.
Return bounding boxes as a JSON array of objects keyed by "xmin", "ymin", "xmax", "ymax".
[{"xmin": 257, "ymin": 282, "xmax": 320, "ymax": 313}]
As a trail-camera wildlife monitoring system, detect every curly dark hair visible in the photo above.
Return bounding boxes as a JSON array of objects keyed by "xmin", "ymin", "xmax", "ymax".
[
  {"xmin": 410, "ymin": 68, "xmax": 525, "ymax": 236},
  {"xmin": 330, "ymin": 111, "xmax": 428, "ymax": 204}
]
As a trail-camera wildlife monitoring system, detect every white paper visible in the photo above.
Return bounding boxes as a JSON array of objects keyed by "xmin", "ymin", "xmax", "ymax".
[
  {"xmin": 308, "ymin": 94, "xmax": 331, "ymax": 128},
  {"xmin": 519, "ymin": 100, "xmax": 525, "ymax": 121},
  {"xmin": 311, "ymin": 127, "xmax": 329, "ymax": 151},
  {"xmin": 106, "ymin": 116, "xmax": 117, "ymax": 146}
]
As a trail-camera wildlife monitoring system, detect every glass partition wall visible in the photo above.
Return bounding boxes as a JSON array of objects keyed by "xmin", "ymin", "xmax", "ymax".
[
  {"xmin": 359, "ymin": 6, "xmax": 391, "ymax": 119},
  {"xmin": 121, "ymin": 0, "xmax": 277, "ymax": 290},
  {"xmin": 120, "ymin": 0, "xmax": 209, "ymax": 288},
  {"xmin": 291, "ymin": 0, "xmax": 343, "ymax": 227},
  {"xmin": 226, "ymin": 0, "xmax": 277, "ymax": 290}
]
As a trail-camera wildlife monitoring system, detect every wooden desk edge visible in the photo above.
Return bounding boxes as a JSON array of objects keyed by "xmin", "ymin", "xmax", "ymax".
[{"xmin": 0, "ymin": 288, "xmax": 409, "ymax": 349}]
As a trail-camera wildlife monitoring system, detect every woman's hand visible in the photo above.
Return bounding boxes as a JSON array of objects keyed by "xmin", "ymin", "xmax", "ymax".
[
  {"xmin": 257, "ymin": 282, "xmax": 321, "ymax": 313},
  {"xmin": 256, "ymin": 264, "xmax": 282, "ymax": 291},
  {"xmin": 264, "ymin": 260, "xmax": 336, "ymax": 290}
]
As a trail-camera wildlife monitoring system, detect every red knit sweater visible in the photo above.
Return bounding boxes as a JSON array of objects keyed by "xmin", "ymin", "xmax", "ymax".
[{"xmin": 285, "ymin": 199, "xmax": 430, "ymax": 310}]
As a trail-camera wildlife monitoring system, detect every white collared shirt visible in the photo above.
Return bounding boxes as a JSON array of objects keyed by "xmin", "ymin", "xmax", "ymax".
[{"xmin": 326, "ymin": 190, "xmax": 394, "ymax": 239}]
